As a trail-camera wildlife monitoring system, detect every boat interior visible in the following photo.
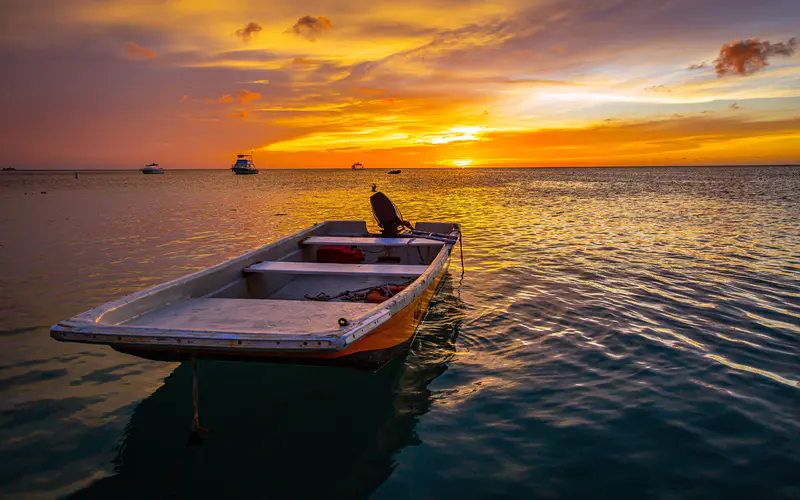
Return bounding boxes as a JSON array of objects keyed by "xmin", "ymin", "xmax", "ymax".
[{"xmin": 73, "ymin": 221, "xmax": 457, "ymax": 337}]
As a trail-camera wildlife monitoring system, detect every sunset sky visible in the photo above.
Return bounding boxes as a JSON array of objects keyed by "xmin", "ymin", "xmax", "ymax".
[{"xmin": 2, "ymin": 0, "xmax": 799, "ymax": 169}]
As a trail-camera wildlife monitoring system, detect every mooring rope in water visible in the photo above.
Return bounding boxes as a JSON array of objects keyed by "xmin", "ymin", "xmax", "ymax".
[
  {"xmin": 459, "ymin": 233, "xmax": 465, "ymax": 278},
  {"xmin": 191, "ymin": 355, "xmax": 208, "ymax": 435}
]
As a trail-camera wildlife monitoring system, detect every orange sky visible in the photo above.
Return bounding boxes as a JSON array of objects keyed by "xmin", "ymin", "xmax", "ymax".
[{"xmin": 1, "ymin": 0, "xmax": 799, "ymax": 169}]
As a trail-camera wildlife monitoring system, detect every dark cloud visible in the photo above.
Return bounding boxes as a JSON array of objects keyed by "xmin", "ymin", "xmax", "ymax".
[
  {"xmin": 125, "ymin": 41, "xmax": 155, "ymax": 59},
  {"xmin": 236, "ymin": 22, "xmax": 263, "ymax": 42},
  {"xmin": 714, "ymin": 38, "xmax": 797, "ymax": 76},
  {"xmin": 688, "ymin": 62, "xmax": 708, "ymax": 70},
  {"xmin": 645, "ymin": 85, "xmax": 672, "ymax": 92},
  {"xmin": 729, "ymin": 102, "xmax": 741, "ymax": 110},
  {"xmin": 291, "ymin": 16, "xmax": 332, "ymax": 41}
]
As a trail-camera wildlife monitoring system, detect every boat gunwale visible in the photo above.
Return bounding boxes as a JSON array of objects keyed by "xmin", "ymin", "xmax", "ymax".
[{"xmin": 51, "ymin": 222, "xmax": 460, "ymax": 354}]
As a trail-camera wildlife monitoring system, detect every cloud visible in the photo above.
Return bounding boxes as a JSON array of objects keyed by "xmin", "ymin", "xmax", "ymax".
[
  {"xmin": 292, "ymin": 57, "xmax": 316, "ymax": 66},
  {"xmin": 291, "ymin": 16, "xmax": 332, "ymax": 41},
  {"xmin": 229, "ymin": 110, "xmax": 248, "ymax": 119},
  {"xmin": 714, "ymin": 38, "xmax": 797, "ymax": 77},
  {"xmin": 729, "ymin": 102, "xmax": 741, "ymax": 110},
  {"xmin": 235, "ymin": 90, "xmax": 261, "ymax": 104},
  {"xmin": 688, "ymin": 62, "xmax": 708, "ymax": 70},
  {"xmin": 125, "ymin": 41, "xmax": 155, "ymax": 59},
  {"xmin": 645, "ymin": 85, "xmax": 672, "ymax": 93},
  {"xmin": 180, "ymin": 94, "xmax": 233, "ymax": 104},
  {"xmin": 204, "ymin": 94, "xmax": 232, "ymax": 104},
  {"xmin": 351, "ymin": 86, "xmax": 386, "ymax": 94},
  {"xmin": 236, "ymin": 22, "xmax": 262, "ymax": 42}
]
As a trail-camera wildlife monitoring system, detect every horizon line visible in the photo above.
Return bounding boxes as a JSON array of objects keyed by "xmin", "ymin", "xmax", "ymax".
[{"xmin": 3, "ymin": 163, "xmax": 800, "ymax": 172}]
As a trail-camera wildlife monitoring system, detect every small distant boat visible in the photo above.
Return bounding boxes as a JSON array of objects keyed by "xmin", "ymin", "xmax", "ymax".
[
  {"xmin": 232, "ymin": 153, "xmax": 258, "ymax": 175},
  {"xmin": 50, "ymin": 193, "xmax": 461, "ymax": 370},
  {"xmin": 387, "ymin": 169, "xmax": 401, "ymax": 175},
  {"xmin": 141, "ymin": 162, "xmax": 165, "ymax": 174},
  {"xmin": 351, "ymin": 162, "xmax": 364, "ymax": 170},
  {"xmin": 2, "ymin": 167, "xmax": 16, "ymax": 171}
]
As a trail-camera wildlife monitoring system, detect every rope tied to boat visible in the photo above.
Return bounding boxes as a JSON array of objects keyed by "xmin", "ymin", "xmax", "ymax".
[{"xmin": 304, "ymin": 279, "xmax": 414, "ymax": 302}]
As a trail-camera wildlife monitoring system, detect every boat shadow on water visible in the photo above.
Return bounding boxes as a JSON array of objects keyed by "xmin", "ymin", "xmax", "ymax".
[{"xmin": 70, "ymin": 277, "xmax": 466, "ymax": 499}]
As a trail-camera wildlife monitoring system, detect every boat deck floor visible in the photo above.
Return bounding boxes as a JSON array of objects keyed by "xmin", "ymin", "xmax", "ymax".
[
  {"xmin": 123, "ymin": 298, "xmax": 375, "ymax": 335},
  {"xmin": 269, "ymin": 275, "xmax": 412, "ymax": 301}
]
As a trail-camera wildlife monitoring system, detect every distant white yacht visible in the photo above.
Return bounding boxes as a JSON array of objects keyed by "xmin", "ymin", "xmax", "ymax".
[
  {"xmin": 141, "ymin": 162, "xmax": 165, "ymax": 174},
  {"xmin": 231, "ymin": 153, "xmax": 258, "ymax": 175}
]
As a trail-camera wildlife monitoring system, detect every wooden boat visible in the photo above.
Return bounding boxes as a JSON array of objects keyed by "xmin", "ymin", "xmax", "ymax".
[
  {"xmin": 388, "ymin": 169, "xmax": 401, "ymax": 174},
  {"xmin": 51, "ymin": 196, "xmax": 460, "ymax": 370}
]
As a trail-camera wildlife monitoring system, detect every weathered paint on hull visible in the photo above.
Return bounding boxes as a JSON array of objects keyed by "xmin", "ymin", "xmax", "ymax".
[{"xmin": 114, "ymin": 260, "xmax": 450, "ymax": 370}]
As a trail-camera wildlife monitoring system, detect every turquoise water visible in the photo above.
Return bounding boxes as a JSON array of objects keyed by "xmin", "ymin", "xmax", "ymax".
[{"xmin": 1, "ymin": 167, "xmax": 799, "ymax": 498}]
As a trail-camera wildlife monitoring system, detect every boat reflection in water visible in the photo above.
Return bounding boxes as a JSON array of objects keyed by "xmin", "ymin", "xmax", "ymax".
[{"xmin": 70, "ymin": 277, "xmax": 465, "ymax": 499}]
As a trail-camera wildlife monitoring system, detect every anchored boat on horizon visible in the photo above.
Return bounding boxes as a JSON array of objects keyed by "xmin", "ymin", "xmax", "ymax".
[
  {"xmin": 141, "ymin": 162, "xmax": 165, "ymax": 174},
  {"xmin": 232, "ymin": 153, "xmax": 258, "ymax": 175}
]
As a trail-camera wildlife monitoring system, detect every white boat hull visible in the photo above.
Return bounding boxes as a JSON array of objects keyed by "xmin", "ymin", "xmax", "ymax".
[{"xmin": 51, "ymin": 220, "xmax": 460, "ymax": 369}]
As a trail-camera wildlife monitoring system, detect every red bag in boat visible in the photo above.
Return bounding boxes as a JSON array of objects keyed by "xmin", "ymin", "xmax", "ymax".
[{"xmin": 317, "ymin": 245, "xmax": 365, "ymax": 264}]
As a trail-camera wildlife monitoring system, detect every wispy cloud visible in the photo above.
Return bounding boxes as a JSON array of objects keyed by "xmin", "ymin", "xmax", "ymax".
[
  {"xmin": 235, "ymin": 90, "xmax": 261, "ymax": 104},
  {"xmin": 125, "ymin": 41, "xmax": 155, "ymax": 59},
  {"xmin": 351, "ymin": 87, "xmax": 387, "ymax": 94}
]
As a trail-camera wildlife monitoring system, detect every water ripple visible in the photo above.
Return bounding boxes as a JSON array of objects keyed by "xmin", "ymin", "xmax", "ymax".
[{"xmin": 1, "ymin": 167, "xmax": 799, "ymax": 498}]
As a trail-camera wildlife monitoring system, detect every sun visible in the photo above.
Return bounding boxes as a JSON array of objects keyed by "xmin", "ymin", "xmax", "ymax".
[{"xmin": 452, "ymin": 160, "xmax": 473, "ymax": 167}]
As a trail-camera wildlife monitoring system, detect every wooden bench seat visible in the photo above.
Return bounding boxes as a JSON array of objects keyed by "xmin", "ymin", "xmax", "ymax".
[
  {"xmin": 301, "ymin": 236, "xmax": 443, "ymax": 247},
  {"xmin": 244, "ymin": 261, "xmax": 429, "ymax": 277}
]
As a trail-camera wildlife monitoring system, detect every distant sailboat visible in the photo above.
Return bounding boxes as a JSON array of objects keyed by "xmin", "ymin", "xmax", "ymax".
[
  {"xmin": 141, "ymin": 162, "xmax": 165, "ymax": 174},
  {"xmin": 351, "ymin": 162, "xmax": 364, "ymax": 170}
]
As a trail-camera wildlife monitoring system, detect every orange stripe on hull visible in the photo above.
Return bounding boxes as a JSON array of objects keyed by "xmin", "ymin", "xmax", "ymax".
[{"xmin": 116, "ymin": 262, "xmax": 450, "ymax": 369}]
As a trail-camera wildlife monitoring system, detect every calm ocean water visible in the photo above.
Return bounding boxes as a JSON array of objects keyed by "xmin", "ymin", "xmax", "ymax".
[{"xmin": 1, "ymin": 167, "xmax": 799, "ymax": 499}]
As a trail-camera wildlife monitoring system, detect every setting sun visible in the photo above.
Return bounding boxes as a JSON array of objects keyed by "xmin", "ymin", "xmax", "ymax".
[
  {"xmin": 0, "ymin": 1, "xmax": 798, "ymax": 169},
  {"xmin": 453, "ymin": 160, "xmax": 473, "ymax": 168}
]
